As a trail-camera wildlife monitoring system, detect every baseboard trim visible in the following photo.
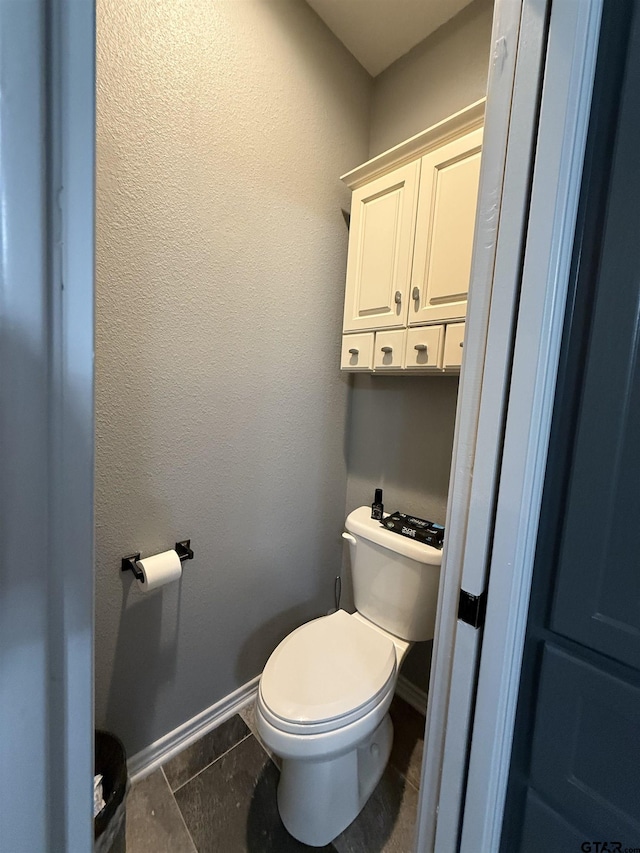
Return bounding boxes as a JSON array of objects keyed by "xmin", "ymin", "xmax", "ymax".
[
  {"xmin": 396, "ymin": 674, "xmax": 428, "ymax": 715},
  {"xmin": 128, "ymin": 672, "xmax": 424, "ymax": 782},
  {"xmin": 128, "ymin": 676, "xmax": 260, "ymax": 783}
]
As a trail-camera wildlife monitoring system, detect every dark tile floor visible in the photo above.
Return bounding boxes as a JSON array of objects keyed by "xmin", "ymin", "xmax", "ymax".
[{"xmin": 124, "ymin": 695, "xmax": 424, "ymax": 853}]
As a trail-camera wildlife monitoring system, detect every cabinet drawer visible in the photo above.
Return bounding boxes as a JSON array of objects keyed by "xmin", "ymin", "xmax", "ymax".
[
  {"xmin": 405, "ymin": 326, "xmax": 444, "ymax": 371},
  {"xmin": 341, "ymin": 333, "xmax": 374, "ymax": 371},
  {"xmin": 443, "ymin": 322, "xmax": 465, "ymax": 370},
  {"xmin": 374, "ymin": 330, "xmax": 406, "ymax": 370}
]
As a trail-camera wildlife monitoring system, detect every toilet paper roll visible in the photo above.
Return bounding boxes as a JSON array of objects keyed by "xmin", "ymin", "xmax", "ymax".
[{"xmin": 135, "ymin": 549, "xmax": 182, "ymax": 592}]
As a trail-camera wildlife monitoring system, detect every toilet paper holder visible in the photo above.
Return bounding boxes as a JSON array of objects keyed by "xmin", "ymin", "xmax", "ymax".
[{"xmin": 121, "ymin": 540, "xmax": 194, "ymax": 582}]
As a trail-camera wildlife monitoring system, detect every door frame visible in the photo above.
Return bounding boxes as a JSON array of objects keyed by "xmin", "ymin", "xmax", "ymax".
[
  {"xmin": 0, "ymin": 1, "xmax": 95, "ymax": 850},
  {"xmin": 415, "ymin": 1, "xmax": 604, "ymax": 851},
  {"xmin": 416, "ymin": 0, "xmax": 551, "ymax": 847}
]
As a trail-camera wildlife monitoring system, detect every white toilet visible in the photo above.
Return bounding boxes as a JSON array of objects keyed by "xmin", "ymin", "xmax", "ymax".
[{"xmin": 256, "ymin": 506, "xmax": 443, "ymax": 846}]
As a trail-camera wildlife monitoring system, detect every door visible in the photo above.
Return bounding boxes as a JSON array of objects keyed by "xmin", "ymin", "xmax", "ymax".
[
  {"xmin": 342, "ymin": 161, "xmax": 420, "ymax": 332},
  {"xmin": 409, "ymin": 127, "xmax": 482, "ymax": 326},
  {"xmin": 501, "ymin": 3, "xmax": 640, "ymax": 849}
]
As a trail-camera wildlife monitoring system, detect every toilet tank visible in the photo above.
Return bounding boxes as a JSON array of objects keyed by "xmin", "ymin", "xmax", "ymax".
[{"xmin": 344, "ymin": 507, "xmax": 443, "ymax": 642}]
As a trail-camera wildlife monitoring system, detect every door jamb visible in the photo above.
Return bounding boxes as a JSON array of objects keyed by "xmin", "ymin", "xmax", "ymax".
[
  {"xmin": 415, "ymin": 1, "xmax": 604, "ymax": 850},
  {"xmin": 459, "ymin": 1, "xmax": 604, "ymax": 850},
  {"xmin": 416, "ymin": 0, "xmax": 550, "ymax": 847}
]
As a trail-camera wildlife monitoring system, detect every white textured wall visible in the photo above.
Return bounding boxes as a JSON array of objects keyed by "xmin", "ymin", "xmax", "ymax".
[
  {"xmin": 369, "ymin": 0, "xmax": 494, "ymax": 157},
  {"xmin": 345, "ymin": 376, "xmax": 459, "ymax": 526},
  {"xmin": 96, "ymin": 0, "xmax": 371, "ymax": 754},
  {"xmin": 344, "ymin": 0, "xmax": 493, "ymax": 692}
]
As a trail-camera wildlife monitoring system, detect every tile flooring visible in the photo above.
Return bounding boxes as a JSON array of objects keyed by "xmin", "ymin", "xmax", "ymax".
[{"xmin": 124, "ymin": 695, "xmax": 424, "ymax": 853}]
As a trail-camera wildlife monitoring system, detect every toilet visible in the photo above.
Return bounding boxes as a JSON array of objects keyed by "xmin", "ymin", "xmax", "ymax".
[{"xmin": 256, "ymin": 506, "xmax": 443, "ymax": 846}]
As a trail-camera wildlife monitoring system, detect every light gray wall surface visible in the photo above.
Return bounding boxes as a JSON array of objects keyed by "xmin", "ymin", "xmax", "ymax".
[
  {"xmin": 345, "ymin": 376, "xmax": 459, "ymax": 526},
  {"xmin": 95, "ymin": 0, "xmax": 371, "ymax": 755},
  {"xmin": 343, "ymin": 0, "xmax": 493, "ymax": 692},
  {"xmin": 343, "ymin": 376, "xmax": 459, "ymax": 691},
  {"xmin": 368, "ymin": 0, "xmax": 494, "ymax": 158}
]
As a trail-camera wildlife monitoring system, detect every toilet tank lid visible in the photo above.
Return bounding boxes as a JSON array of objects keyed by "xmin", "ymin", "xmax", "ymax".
[{"xmin": 345, "ymin": 506, "xmax": 443, "ymax": 566}]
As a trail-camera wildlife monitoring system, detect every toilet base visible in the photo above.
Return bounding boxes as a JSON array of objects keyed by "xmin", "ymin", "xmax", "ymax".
[{"xmin": 276, "ymin": 713, "xmax": 393, "ymax": 847}]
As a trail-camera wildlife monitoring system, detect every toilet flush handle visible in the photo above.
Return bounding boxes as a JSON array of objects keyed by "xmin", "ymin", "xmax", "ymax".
[{"xmin": 342, "ymin": 532, "xmax": 357, "ymax": 546}]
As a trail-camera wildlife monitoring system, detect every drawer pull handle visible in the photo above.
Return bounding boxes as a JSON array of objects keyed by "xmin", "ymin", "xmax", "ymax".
[
  {"xmin": 460, "ymin": 341, "xmax": 464, "ymax": 348},
  {"xmin": 412, "ymin": 287, "xmax": 420, "ymax": 301},
  {"xmin": 381, "ymin": 346, "xmax": 393, "ymax": 353},
  {"xmin": 348, "ymin": 348, "xmax": 359, "ymax": 355},
  {"xmin": 414, "ymin": 344, "xmax": 428, "ymax": 352},
  {"xmin": 394, "ymin": 291, "xmax": 402, "ymax": 305}
]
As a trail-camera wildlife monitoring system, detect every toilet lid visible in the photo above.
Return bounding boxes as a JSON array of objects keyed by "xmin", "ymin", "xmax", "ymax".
[{"xmin": 260, "ymin": 610, "xmax": 397, "ymax": 725}]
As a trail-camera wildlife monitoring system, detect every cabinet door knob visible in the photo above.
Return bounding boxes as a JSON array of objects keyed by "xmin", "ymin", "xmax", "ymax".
[
  {"xmin": 412, "ymin": 287, "xmax": 420, "ymax": 301},
  {"xmin": 348, "ymin": 348, "xmax": 359, "ymax": 355},
  {"xmin": 459, "ymin": 341, "xmax": 464, "ymax": 348},
  {"xmin": 381, "ymin": 346, "xmax": 393, "ymax": 353},
  {"xmin": 414, "ymin": 344, "xmax": 428, "ymax": 352},
  {"xmin": 394, "ymin": 291, "xmax": 402, "ymax": 305}
]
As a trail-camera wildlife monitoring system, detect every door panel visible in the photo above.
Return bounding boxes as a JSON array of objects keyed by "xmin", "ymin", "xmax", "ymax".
[
  {"xmin": 519, "ymin": 791, "xmax": 586, "ymax": 853},
  {"xmin": 550, "ymin": 263, "xmax": 640, "ymax": 666},
  {"xmin": 501, "ymin": 4, "xmax": 640, "ymax": 851},
  {"xmin": 529, "ymin": 644, "xmax": 640, "ymax": 842}
]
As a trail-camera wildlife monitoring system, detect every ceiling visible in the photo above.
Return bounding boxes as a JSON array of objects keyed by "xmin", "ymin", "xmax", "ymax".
[{"xmin": 305, "ymin": 0, "xmax": 476, "ymax": 77}]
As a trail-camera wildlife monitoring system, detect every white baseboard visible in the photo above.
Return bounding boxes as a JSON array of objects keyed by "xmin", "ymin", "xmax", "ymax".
[
  {"xmin": 128, "ymin": 676, "xmax": 260, "ymax": 783},
  {"xmin": 127, "ymin": 671, "xmax": 424, "ymax": 782},
  {"xmin": 396, "ymin": 674, "xmax": 428, "ymax": 715}
]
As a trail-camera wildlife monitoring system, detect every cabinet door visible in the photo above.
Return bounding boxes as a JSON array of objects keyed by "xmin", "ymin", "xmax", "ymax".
[
  {"xmin": 404, "ymin": 325, "xmax": 444, "ymax": 371},
  {"xmin": 343, "ymin": 161, "xmax": 420, "ymax": 333},
  {"xmin": 443, "ymin": 322, "xmax": 465, "ymax": 371},
  {"xmin": 409, "ymin": 128, "xmax": 483, "ymax": 326}
]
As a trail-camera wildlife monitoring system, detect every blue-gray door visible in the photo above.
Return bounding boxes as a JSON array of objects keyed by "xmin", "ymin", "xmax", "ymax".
[{"xmin": 500, "ymin": 2, "xmax": 640, "ymax": 851}]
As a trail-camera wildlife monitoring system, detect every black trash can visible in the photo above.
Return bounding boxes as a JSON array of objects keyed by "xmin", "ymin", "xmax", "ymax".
[{"xmin": 94, "ymin": 730, "xmax": 128, "ymax": 853}]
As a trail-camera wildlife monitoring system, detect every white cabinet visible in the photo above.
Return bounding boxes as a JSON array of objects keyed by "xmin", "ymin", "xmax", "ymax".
[{"xmin": 339, "ymin": 100, "xmax": 483, "ymax": 374}]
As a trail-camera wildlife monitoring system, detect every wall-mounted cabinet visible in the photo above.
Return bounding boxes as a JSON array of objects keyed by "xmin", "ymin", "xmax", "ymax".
[{"xmin": 340, "ymin": 100, "xmax": 484, "ymax": 374}]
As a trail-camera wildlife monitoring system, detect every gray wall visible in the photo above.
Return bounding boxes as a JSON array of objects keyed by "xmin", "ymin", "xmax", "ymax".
[
  {"xmin": 369, "ymin": 0, "xmax": 494, "ymax": 158},
  {"xmin": 95, "ymin": 0, "xmax": 372, "ymax": 755},
  {"xmin": 344, "ymin": 376, "xmax": 459, "ymax": 526},
  {"xmin": 343, "ymin": 0, "xmax": 493, "ymax": 691}
]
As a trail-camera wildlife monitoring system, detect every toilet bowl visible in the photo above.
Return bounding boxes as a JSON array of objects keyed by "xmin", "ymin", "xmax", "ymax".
[
  {"xmin": 256, "ymin": 610, "xmax": 409, "ymax": 846},
  {"xmin": 256, "ymin": 507, "xmax": 443, "ymax": 847}
]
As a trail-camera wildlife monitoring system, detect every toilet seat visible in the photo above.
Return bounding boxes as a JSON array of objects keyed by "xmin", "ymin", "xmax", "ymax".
[{"xmin": 259, "ymin": 610, "xmax": 397, "ymax": 735}]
